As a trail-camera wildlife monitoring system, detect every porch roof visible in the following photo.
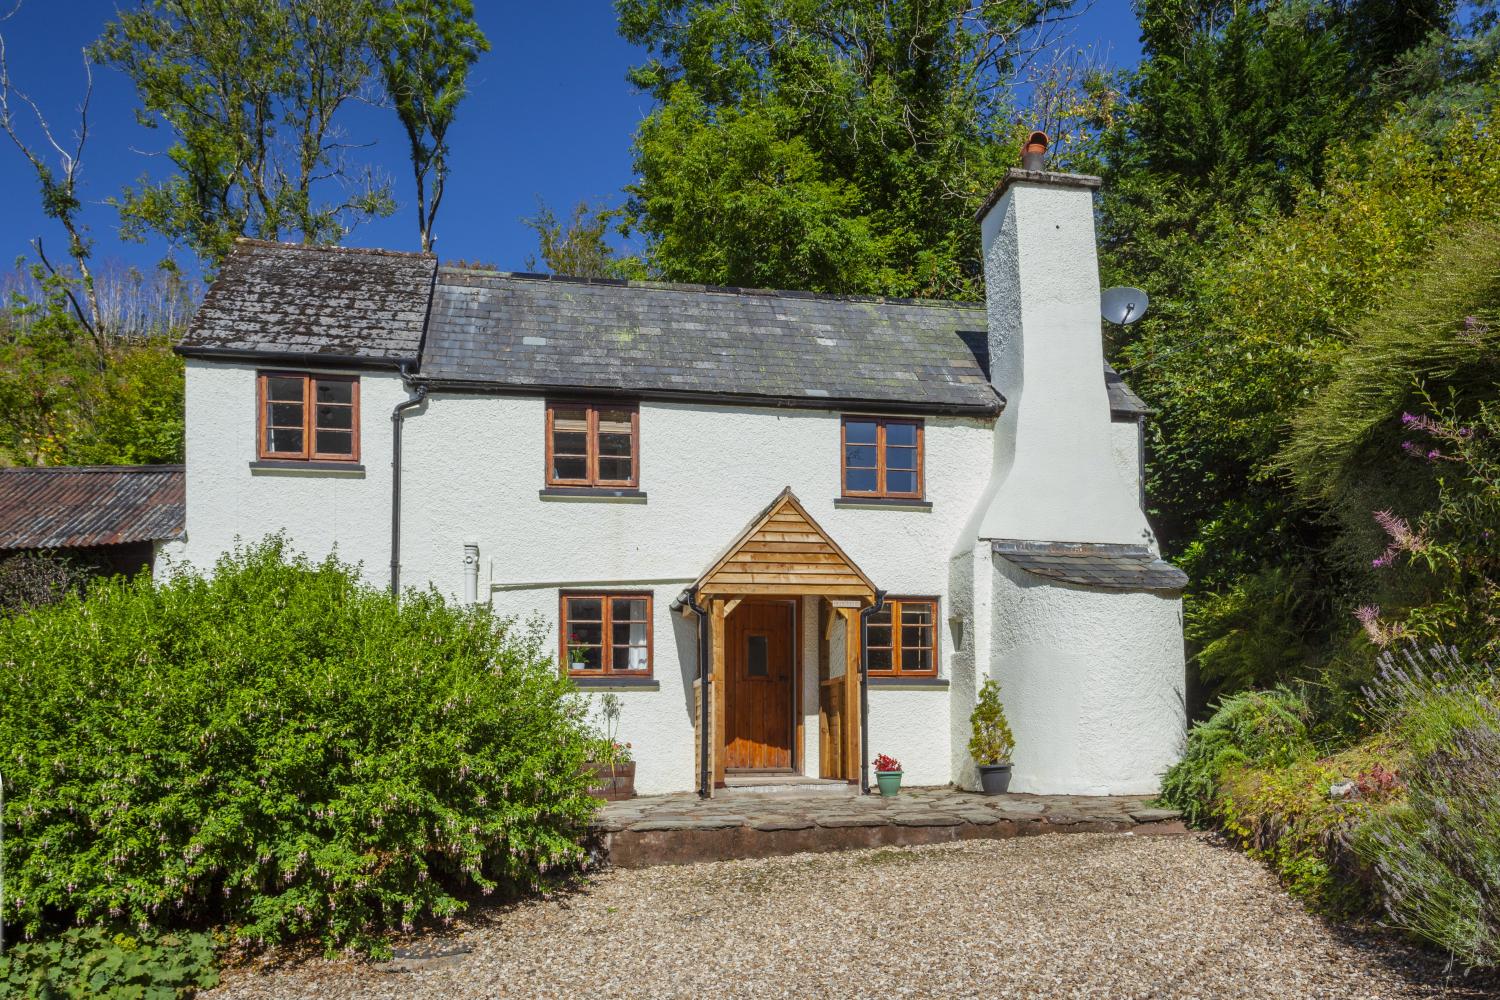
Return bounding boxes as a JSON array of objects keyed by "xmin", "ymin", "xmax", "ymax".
[{"xmin": 692, "ymin": 488, "xmax": 877, "ymax": 600}]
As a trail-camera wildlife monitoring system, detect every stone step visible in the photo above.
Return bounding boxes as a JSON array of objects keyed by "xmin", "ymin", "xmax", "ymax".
[{"xmin": 720, "ymin": 775, "xmax": 858, "ymax": 798}]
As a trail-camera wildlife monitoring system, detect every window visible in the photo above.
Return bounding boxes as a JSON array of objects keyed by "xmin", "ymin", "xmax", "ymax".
[
  {"xmin": 258, "ymin": 372, "xmax": 359, "ymax": 462},
  {"xmin": 866, "ymin": 597, "xmax": 938, "ymax": 676},
  {"xmin": 561, "ymin": 592, "xmax": 652, "ymax": 676},
  {"xmin": 546, "ymin": 402, "xmax": 639, "ymax": 488},
  {"xmin": 841, "ymin": 417, "xmax": 923, "ymax": 498}
]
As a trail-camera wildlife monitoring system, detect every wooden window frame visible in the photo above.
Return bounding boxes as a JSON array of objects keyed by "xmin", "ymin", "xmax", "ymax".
[
  {"xmin": 559, "ymin": 591, "xmax": 654, "ymax": 677},
  {"xmin": 840, "ymin": 416, "xmax": 924, "ymax": 499},
  {"xmin": 865, "ymin": 596, "xmax": 939, "ymax": 677},
  {"xmin": 256, "ymin": 371, "xmax": 360, "ymax": 462},
  {"xmin": 545, "ymin": 401, "xmax": 641, "ymax": 488}
]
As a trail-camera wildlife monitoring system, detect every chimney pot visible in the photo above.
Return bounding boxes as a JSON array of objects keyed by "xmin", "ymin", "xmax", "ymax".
[{"xmin": 1021, "ymin": 130, "xmax": 1049, "ymax": 171}]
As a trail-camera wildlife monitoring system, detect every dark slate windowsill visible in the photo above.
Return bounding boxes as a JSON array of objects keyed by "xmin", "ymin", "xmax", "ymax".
[
  {"xmin": 540, "ymin": 487, "xmax": 647, "ymax": 502},
  {"xmin": 834, "ymin": 496, "xmax": 932, "ymax": 511},
  {"xmin": 570, "ymin": 675, "xmax": 660, "ymax": 690},
  {"xmin": 868, "ymin": 676, "xmax": 949, "ymax": 689},
  {"xmin": 250, "ymin": 460, "xmax": 365, "ymax": 475}
]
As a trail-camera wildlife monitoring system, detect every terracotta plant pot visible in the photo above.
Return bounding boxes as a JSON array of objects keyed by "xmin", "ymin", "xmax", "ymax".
[
  {"xmin": 584, "ymin": 761, "xmax": 636, "ymax": 801},
  {"xmin": 875, "ymin": 769, "xmax": 903, "ymax": 797},
  {"xmin": 977, "ymin": 763, "xmax": 1012, "ymax": 795}
]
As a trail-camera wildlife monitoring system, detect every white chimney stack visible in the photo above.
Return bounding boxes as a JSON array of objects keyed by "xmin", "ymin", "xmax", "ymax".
[{"xmin": 973, "ymin": 135, "xmax": 1152, "ymax": 546}]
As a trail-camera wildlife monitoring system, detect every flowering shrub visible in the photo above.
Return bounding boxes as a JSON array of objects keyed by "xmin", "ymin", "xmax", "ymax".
[
  {"xmin": 872, "ymin": 753, "xmax": 902, "ymax": 773},
  {"xmin": 0, "ymin": 537, "xmax": 602, "ymax": 956}
]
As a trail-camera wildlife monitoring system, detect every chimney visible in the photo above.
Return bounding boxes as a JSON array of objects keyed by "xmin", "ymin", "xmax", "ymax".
[{"xmin": 971, "ymin": 133, "xmax": 1152, "ymax": 546}]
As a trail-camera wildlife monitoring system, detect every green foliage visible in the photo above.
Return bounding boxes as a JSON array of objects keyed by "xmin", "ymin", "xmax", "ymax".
[
  {"xmin": 967, "ymin": 678, "xmax": 1015, "ymax": 765},
  {"xmin": 523, "ymin": 198, "xmax": 641, "ymax": 279},
  {"xmin": 0, "ymin": 926, "xmax": 219, "ymax": 999},
  {"xmin": 0, "ymin": 550, "xmax": 92, "ymax": 616},
  {"xmin": 373, "ymin": 0, "xmax": 490, "ymax": 252},
  {"xmin": 0, "ymin": 537, "xmax": 602, "ymax": 955},
  {"xmin": 95, "ymin": 0, "xmax": 397, "ymax": 267},
  {"xmin": 1158, "ymin": 687, "xmax": 1315, "ymax": 825},
  {"xmin": 617, "ymin": 0, "xmax": 1090, "ymax": 298},
  {"xmin": 57, "ymin": 339, "xmax": 185, "ymax": 466}
]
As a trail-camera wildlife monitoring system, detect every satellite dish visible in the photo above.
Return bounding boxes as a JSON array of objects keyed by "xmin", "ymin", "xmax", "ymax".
[{"xmin": 1101, "ymin": 286, "xmax": 1149, "ymax": 326}]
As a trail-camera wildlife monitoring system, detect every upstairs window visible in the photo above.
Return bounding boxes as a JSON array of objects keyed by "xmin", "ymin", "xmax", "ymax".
[
  {"xmin": 546, "ymin": 401, "xmax": 639, "ymax": 488},
  {"xmin": 258, "ymin": 372, "xmax": 359, "ymax": 462},
  {"xmin": 842, "ymin": 416, "xmax": 923, "ymax": 499},
  {"xmin": 866, "ymin": 597, "xmax": 939, "ymax": 677},
  {"xmin": 561, "ymin": 592, "xmax": 653, "ymax": 676}
]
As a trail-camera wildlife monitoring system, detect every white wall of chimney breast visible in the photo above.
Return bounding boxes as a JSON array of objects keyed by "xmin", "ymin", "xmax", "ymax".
[{"xmin": 975, "ymin": 179, "xmax": 1154, "ymax": 546}]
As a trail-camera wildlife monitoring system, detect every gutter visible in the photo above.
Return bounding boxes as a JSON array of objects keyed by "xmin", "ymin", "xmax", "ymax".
[
  {"xmin": 389, "ymin": 366, "xmax": 428, "ymax": 594},
  {"xmin": 174, "ymin": 345, "xmax": 411, "ymax": 370},
  {"xmin": 858, "ymin": 589, "xmax": 888, "ymax": 795},
  {"xmin": 672, "ymin": 588, "xmax": 714, "ymax": 798}
]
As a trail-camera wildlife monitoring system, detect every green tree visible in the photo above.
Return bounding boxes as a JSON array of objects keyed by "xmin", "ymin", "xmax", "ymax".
[
  {"xmin": 522, "ymin": 198, "xmax": 638, "ymax": 279},
  {"xmin": 617, "ymin": 0, "xmax": 1085, "ymax": 298},
  {"xmin": 95, "ymin": 0, "xmax": 396, "ymax": 268},
  {"xmin": 373, "ymin": 0, "xmax": 489, "ymax": 253}
]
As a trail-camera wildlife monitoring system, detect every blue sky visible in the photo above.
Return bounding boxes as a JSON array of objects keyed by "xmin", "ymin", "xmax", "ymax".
[{"xmin": 0, "ymin": 2, "xmax": 1141, "ymax": 278}]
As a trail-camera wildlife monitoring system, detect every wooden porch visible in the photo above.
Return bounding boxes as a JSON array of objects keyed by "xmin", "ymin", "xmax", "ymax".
[{"xmin": 683, "ymin": 488, "xmax": 880, "ymax": 795}]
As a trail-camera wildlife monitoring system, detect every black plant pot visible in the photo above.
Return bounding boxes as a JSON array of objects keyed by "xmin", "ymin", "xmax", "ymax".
[{"xmin": 977, "ymin": 763, "xmax": 1012, "ymax": 795}]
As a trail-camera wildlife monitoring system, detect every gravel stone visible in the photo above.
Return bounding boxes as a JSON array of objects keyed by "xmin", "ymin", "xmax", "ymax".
[{"xmin": 206, "ymin": 833, "xmax": 1498, "ymax": 999}]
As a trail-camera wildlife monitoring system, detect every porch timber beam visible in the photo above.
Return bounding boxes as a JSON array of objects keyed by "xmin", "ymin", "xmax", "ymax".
[{"xmin": 722, "ymin": 597, "xmax": 742, "ymax": 617}]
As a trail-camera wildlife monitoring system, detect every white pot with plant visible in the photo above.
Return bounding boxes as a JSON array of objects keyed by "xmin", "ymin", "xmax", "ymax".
[{"xmin": 969, "ymin": 679, "xmax": 1015, "ymax": 795}]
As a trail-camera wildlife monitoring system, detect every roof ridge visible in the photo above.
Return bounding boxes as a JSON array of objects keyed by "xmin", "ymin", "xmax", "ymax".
[
  {"xmin": 234, "ymin": 237, "xmax": 436, "ymax": 261},
  {"xmin": 0, "ymin": 465, "xmax": 186, "ymax": 474},
  {"xmin": 436, "ymin": 266, "xmax": 986, "ymax": 311}
]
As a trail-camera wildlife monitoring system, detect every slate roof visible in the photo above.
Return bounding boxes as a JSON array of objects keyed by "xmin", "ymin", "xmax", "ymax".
[
  {"xmin": 178, "ymin": 239, "xmax": 436, "ymax": 364},
  {"xmin": 0, "ymin": 466, "xmax": 185, "ymax": 550},
  {"xmin": 422, "ymin": 269, "xmax": 1003, "ymax": 413},
  {"xmin": 992, "ymin": 539, "xmax": 1188, "ymax": 592},
  {"xmin": 175, "ymin": 242, "xmax": 1150, "ymax": 416}
]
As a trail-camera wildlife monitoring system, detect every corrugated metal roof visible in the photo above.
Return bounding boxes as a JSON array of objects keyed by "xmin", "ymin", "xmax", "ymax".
[{"xmin": 0, "ymin": 466, "xmax": 186, "ymax": 550}]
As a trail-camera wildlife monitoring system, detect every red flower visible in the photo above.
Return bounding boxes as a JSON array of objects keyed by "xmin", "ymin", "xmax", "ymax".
[{"xmin": 873, "ymin": 753, "xmax": 902, "ymax": 773}]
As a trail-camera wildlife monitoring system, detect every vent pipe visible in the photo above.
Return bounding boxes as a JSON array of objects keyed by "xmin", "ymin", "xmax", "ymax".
[{"xmin": 462, "ymin": 543, "xmax": 480, "ymax": 604}]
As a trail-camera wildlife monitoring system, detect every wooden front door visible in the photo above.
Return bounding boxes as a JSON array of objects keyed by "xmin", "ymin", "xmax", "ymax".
[{"xmin": 724, "ymin": 601, "xmax": 795, "ymax": 771}]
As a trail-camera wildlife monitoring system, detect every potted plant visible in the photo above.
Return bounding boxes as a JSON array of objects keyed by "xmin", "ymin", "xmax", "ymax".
[
  {"xmin": 567, "ymin": 633, "xmax": 590, "ymax": 669},
  {"xmin": 968, "ymin": 679, "xmax": 1015, "ymax": 795},
  {"xmin": 873, "ymin": 753, "xmax": 903, "ymax": 796},
  {"xmin": 585, "ymin": 693, "xmax": 636, "ymax": 800}
]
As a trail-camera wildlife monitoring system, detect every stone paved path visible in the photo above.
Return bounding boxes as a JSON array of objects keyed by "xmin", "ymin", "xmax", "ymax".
[{"xmin": 595, "ymin": 786, "xmax": 1183, "ymax": 866}]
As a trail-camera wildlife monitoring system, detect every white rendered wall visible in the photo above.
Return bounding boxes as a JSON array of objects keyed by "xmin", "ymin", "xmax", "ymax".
[
  {"xmin": 395, "ymin": 395, "xmax": 994, "ymax": 794},
  {"xmin": 162, "ymin": 360, "xmax": 407, "ymax": 587},
  {"xmin": 987, "ymin": 553, "xmax": 1186, "ymax": 795},
  {"xmin": 975, "ymin": 181, "xmax": 1154, "ymax": 547}
]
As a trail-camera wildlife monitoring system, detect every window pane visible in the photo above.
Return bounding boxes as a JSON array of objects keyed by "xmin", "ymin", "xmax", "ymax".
[
  {"xmin": 268, "ymin": 428, "xmax": 303, "ymax": 453},
  {"xmin": 885, "ymin": 422, "xmax": 918, "ymax": 447},
  {"xmin": 845, "ymin": 420, "xmax": 877, "ymax": 445},
  {"xmin": 315, "ymin": 430, "xmax": 354, "ymax": 455},
  {"xmin": 746, "ymin": 634, "xmax": 769, "ymax": 677},
  {"xmin": 267, "ymin": 376, "xmax": 304, "ymax": 402},
  {"xmin": 568, "ymin": 622, "xmax": 603, "ymax": 646},
  {"xmin": 869, "ymin": 609, "xmax": 892, "ymax": 627},
  {"xmin": 316, "ymin": 405, "xmax": 353, "ymax": 430},
  {"xmin": 886, "ymin": 446, "xmax": 917, "ymax": 471},
  {"xmin": 885, "ymin": 470, "xmax": 917, "ymax": 494},
  {"xmin": 570, "ymin": 646, "xmax": 603, "ymax": 670},
  {"xmin": 901, "ymin": 603, "xmax": 934, "ymax": 626},
  {"xmin": 868, "ymin": 647, "xmax": 892, "ymax": 671},
  {"xmin": 844, "ymin": 444, "xmax": 877, "ymax": 468},
  {"xmin": 599, "ymin": 432, "xmax": 633, "ymax": 457},
  {"xmin": 846, "ymin": 468, "xmax": 877, "ymax": 493},
  {"xmin": 901, "ymin": 625, "xmax": 932, "ymax": 649},
  {"xmin": 612, "ymin": 598, "xmax": 647, "ymax": 622},
  {"xmin": 553, "ymin": 456, "xmax": 587, "ymax": 480},
  {"xmin": 613, "ymin": 621, "xmax": 649, "ymax": 646},
  {"xmin": 904, "ymin": 647, "xmax": 932, "ymax": 672},
  {"xmin": 613, "ymin": 645, "xmax": 649, "ymax": 671},
  {"xmin": 553, "ymin": 432, "xmax": 588, "ymax": 456},
  {"xmin": 551, "ymin": 407, "xmax": 588, "ymax": 432},
  {"xmin": 598, "ymin": 457, "xmax": 632, "ymax": 482},
  {"xmin": 566, "ymin": 598, "xmax": 603, "ymax": 621},
  {"xmin": 315, "ymin": 380, "xmax": 353, "ymax": 404},
  {"xmin": 867, "ymin": 623, "xmax": 891, "ymax": 648},
  {"xmin": 268, "ymin": 402, "xmax": 303, "ymax": 427},
  {"xmin": 597, "ymin": 409, "xmax": 633, "ymax": 435}
]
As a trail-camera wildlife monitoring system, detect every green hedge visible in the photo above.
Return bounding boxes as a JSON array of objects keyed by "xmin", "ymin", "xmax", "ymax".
[{"xmin": 0, "ymin": 537, "xmax": 601, "ymax": 955}]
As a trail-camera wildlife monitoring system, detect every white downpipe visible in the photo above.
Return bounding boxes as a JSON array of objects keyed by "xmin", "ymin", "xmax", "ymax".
[{"xmin": 462, "ymin": 543, "xmax": 480, "ymax": 605}]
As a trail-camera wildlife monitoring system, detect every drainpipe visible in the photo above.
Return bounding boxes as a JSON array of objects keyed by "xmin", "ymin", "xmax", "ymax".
[
  {"xmin": 858, "ymin": 589, "xmax": 888, "ymax": 795},
  {"xmin": 389, "ymin": 370, "xmax": 427, "ymax": 594},
  {"xmin": 670, "ymin": 588, "xmax": 713, "ymax": 798}
]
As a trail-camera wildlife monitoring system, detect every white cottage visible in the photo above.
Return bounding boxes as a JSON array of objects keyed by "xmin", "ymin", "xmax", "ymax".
[{"xmin": 167, "ymin": 158, "xmax": 1187, "ymax": 798}]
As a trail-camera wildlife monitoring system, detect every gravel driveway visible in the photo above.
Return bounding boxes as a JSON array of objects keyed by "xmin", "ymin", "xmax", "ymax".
[{"xmin": 209, "ymin": 832, "xmax": 1494, "ymax": 999}]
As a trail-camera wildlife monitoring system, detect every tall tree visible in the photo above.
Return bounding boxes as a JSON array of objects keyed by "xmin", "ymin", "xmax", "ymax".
[
  {"xmin": 95, "ymin": 0, "xmax": 396, "ymax": 268},
  {"xmin": 373, "ymin": 0, "xmax": 489, "ymax": 253},
  {"xmin": 523, "ymin": 199, "xmax": 636, "ymax": 279},
  {"xmin": 617, "ymin": 0, "xmax": 1087, "ymax": 299}
]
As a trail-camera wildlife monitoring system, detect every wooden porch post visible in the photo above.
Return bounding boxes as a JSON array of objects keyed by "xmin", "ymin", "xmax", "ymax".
[
  {"xmin": 710, "ymin": 597, "xmax": 728, "ymax": 791},
  {"xmin": 840, "ymin": 606, "xmax": 862, "ymax": 782}
]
